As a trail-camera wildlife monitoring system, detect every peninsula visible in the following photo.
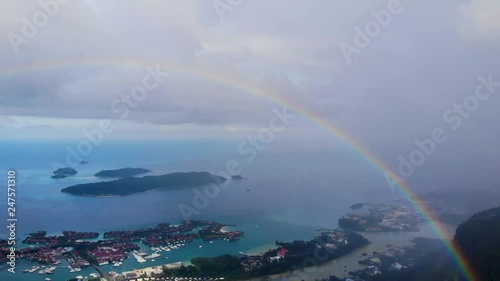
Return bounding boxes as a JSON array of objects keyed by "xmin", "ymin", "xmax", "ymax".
[
  {"xmin": 61, "ymin": 171, "xmax": 226, "ymax": 196},
  {"xmin": 94, "ymin": 167, "xmax": 151, "ymax": 178}
]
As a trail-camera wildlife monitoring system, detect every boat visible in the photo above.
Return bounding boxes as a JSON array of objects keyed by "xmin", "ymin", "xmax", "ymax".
[
  {"xmin": 38, "ymin": 266, "xmax": 56, "ymax": 274},
  {"xmin": 28, "ymin": 266, "xmax": 40, "ymax": 273},
  {"xmin": 113, "ymin": 261, "xmax": 123, "ymax": 267}
]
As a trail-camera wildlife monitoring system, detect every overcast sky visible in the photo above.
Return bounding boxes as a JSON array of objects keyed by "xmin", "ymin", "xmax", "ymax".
[{"xmin": 1, "ymin": 0, "xmax": 499, "ymax": 159}]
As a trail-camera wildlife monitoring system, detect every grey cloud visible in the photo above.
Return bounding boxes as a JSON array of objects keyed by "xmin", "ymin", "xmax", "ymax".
[{"xmin": 0, "ymin": 0, "xmax": 498, "ymax": 153}]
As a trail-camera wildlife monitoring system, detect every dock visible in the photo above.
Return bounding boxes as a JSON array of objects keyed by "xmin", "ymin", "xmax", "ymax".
[{"xmin": 91, "ymin": 263, "xmax": 111, "ymax": 279}]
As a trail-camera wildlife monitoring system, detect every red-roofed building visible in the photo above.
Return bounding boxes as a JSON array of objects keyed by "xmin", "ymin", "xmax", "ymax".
[{"xmin": 277, "ymin": 248, "xmax": 288, "ymax": 257}]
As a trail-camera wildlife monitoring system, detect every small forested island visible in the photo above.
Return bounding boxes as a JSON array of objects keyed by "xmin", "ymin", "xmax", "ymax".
[
  {"xmin": 51, "ymin": 167, "xmax": 78, "ymax": 179},
  {"xmin": 231, "ymin": 175, "xmax": 243, "ymax": 180},
  {"xmin": 61, "ymin": 171, "xmax": 226, "ymax": 196},
  {"xmin": 94, "ymin": 167, "xmax": 151, "ymax": 178}
]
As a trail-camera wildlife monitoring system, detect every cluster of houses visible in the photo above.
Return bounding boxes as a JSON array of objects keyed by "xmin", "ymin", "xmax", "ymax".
[
  {"xmin": 23, "ymin": 230, "xmax": 99, "ymax": 245},
  {"xmin": 199, "ymin": 225, "xmax": 244, "ymax": 242},
  {"xmin": 102, "ymin": 220, "xmax": 243, "ymax": 248},
  {"xmin": 68, "ymin": 250, "xmax": 91, "ymax": 268},
  {"xmin": 88, "ymin": 246, "xmax": 128, "ymax": 265},
  {"xmin": 340, "ymin": 204, "xmax": 420, "ymax": 232},
  {"xmin": 104, "ymin": 222, "xmax": 197, "ymax": 240},
  {"xmin": 17, "ymin": 246, "xmax": 68, "ymax": 264},
  {"xmin": 349, "ymin": 246, "xmax": 408, "ymax": 280},
  {"xmin": 143, "ymin": 233, "xmax": 197, "ymax": 247}
]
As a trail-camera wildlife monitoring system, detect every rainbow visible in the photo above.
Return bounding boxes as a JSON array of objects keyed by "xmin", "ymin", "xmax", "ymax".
[{"xmin": 0, "ymin": 58, "xmax": 478, "ymax": 280}]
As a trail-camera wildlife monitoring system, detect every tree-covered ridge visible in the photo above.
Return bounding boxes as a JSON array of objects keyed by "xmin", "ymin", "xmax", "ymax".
[
  {"xmin": 455, "ymin": 206, "xmax": 500, "ymax": 281},
  {"xmin": 61, "ymin": 171, "xmax": 226, "ymax": 196},
  {"xmin": 94, "ymin": 167, "xmax": 151, "ymax": 178},
  {"xmin": 159, "ymin": 230, "xmax": 370, "ymax": 280}
]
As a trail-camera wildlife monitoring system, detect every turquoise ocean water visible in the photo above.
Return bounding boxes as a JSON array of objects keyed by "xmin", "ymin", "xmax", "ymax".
[{"xmin": 0, "ymin": 140, "xmax": 447, "ymax": 281}]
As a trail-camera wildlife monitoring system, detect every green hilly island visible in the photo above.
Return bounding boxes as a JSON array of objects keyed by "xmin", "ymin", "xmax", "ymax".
[{"xmin": 61, "ymin": 171, "xmax": 226, "ymax": 196}]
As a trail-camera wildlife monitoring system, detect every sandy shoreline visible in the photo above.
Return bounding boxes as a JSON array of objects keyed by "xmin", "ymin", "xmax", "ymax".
[
  {"xmin": 220, "ymin": 226, "xmax": 231, "ymax": 233},
  {"xmin": 121, "ymin": 262, "xmax": 183, "ymax": 277}
]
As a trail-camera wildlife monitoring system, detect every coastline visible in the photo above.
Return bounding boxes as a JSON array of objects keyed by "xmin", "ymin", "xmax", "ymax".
[
  {"xmin": 61, "ymin": 186, "xmax": 177, "ymax": 197},
  {"xmin": 121, "ymin": 262, "xmax": 183, "ymax": 277},
  {"xmin": 245, "ymin": 220, "xmax": 456, "ymax": 281},
  {"xmin": 246, "ymin": 236, "xmax": 403, "ymax": 281}
]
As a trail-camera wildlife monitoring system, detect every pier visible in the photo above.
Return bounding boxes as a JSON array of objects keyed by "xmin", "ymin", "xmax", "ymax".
[{"xmin": 91, "ymin": 263, "xmax": 111, "ymax": 279}]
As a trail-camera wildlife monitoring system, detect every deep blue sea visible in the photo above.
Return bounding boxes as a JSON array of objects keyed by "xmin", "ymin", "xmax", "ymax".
[{"xmin": 0, "ymin": 139, "xmax": 449, "ymax": 281}]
